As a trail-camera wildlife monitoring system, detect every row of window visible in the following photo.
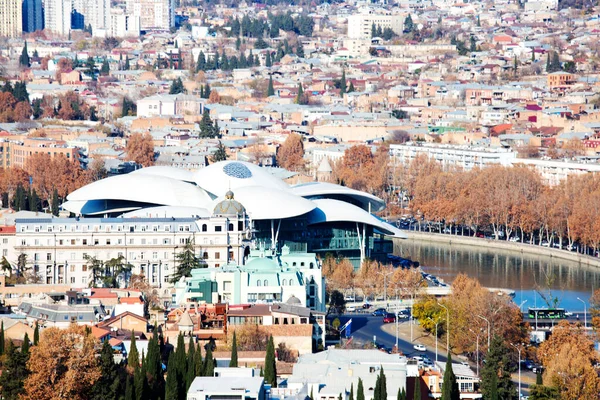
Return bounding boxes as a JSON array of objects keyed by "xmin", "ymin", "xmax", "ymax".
[
  {"xmin": 19, "ymin": 221, "xmax": 245, "ymax": 234},
  {"xmin": 18, "ymin": 236, "xmax": 232, "ymax": 247}
]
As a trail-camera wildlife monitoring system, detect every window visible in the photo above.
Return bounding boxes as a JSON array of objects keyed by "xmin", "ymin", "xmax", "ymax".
[
  {"xmin": 215, "ymin": 252, "xmax": 220, "ymax": 259},
  {"xmin": 82, "ymin": 239, "xmax": 87, "ymax": 245},
  {"xmin": 228, "ymin": 223, "xmax": 234, "ymax": 231},
  {"xmin": 153, "ymin": 252, "xmax": 158, "ymax": 259},
  {"xmin": 223, "ymin": 281, "xmax": 232, "ymax": 291},
  {"xmin": 257, "ymin": 280, "xmax": 261, "ymax": 287},
  {"xmin": 70, "ymin": 277, "xmax": 75, "ymax": 284},
  {"xmin": 202, "ymin": 224, "xmax": 207, "ymax": 232},
  {"xmin": 141, "ymin": 239, "xmax": 146, "ymax": 245},
  {"xmin": 46, "ymin": 253, "xmax": 52, "ymax": 261},
  {"xmin": 71, "ymin": 265, "xmax": 76, "ymax": 272},
  {"xmin": 71, "ymin": 239, "xmax": 76, "ymax": 245},
  {"xmin": 106, "ymin": 239, "xmax": 111, "ymax": 245},
  {"xmin": 163, "ymin": 239, "xmax": 170, "ymax": 245},
  {"xmin": 215, "ymin": 226, "xmax": 222, "ymax": 232},
  {"xmin": 264, "ymin": 279, "xmax": 268, "ymax": 286},
  {"xmin": 94, "ymin": 239, "xmax": 99, "ymax": 245},
  {"xmin": 282, "ymin": 279, "xmax": 286, "ymax": 286},
  {"xmin": 202, "ymin": 252, "xmax": 208, "ymax": 259}
]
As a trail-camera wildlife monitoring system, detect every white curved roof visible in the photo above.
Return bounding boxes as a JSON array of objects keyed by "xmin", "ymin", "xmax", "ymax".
[
  {"xmin": 61, "ymin": 200, "xmax": 142, "ymax": 216},
  {"xmin": 67, "ymin": 174, "xmax": 213, "ymax": 208},
  {"xmin": 211, "ymin": 186, "xmax": 316, "ymax": 220},
  {"xmin": 307, "ymin": 199, "xmax": 406, "ymax": 238},
  {"xmin": 195, "ymin": 161, "xmax": 290, "ymax": 197},
  {"xmin": 130, "ymin": 166, "xmax": 197, "ymax": 183},
  {"xmin": 122, "ymin": 206, "xmax": 211, "ymax": 219},
  {"xmin": 290, "ymin": 182, "xmax": 385, "ymax": 212}
]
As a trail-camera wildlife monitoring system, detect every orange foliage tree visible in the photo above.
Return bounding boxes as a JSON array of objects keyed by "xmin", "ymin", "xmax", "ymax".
[
  {"xmin": 23, "ymin": 325, "xmax": 101, "ymax": 400},
  {"xmin": 276, "ymin": 133, "xmax": 305, "ymax": 172},
  {"xmin": 126, "ymin": 133, "xmax": 155, "ymax": 167}
]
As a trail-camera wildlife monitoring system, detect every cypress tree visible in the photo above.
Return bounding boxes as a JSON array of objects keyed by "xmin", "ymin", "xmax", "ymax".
[
  {"xmin": 348, "ymin": 81, "xmax": 355, "ymax": 93},
  {"xmin": 401, "ymin": 388, "xmax": 406, "ymax": 400},
  {"xmin": 125, "ymin": 374, "xmax": 134, "ymax": 400},
  {"xmin": 134, "ymin": 364, "xmax": 148, "ymax": 400},
  {"xmin": 441, "ymin": 352, "xmax": 459, "ymax": 400},
  {"xmin": 33, "ymin": 322, "xmax": 39, "ymax": 345},
  {"xmin": 196, "ymin": 51, "xmax": 206, "ymax": 72},
  {"xmin": 267, "ymin": 75, "xmax": 275, "ymax": 96},
  {"xmin": 51, "ymin": 188, "xmax": 59, "ymax": 216},
  {"xmin": 0, "ymin": 321, "xmax": 5, "ymax": 355},
  {"xmin": 379, "ymin": 367, "xmax": 387, "ymax": 400},
  {"xmin": 295, "ymin": 83, "xmax": 305, "ymax": 105},
  {"xmin": 266, "ymin": 51, "xmax": 272, "ymax": 67},
  {"xmin": 175, "ymin": 333, "xmax": 187, "ymax": 398},
  {"xmin": 413, "ymin": 375, "xmax": 421, "ymax": 400},
  {"xmin": 264, "ymin": 335, "xmax": 277, "ymax": 387},
  {"xmin": 165, "ymin": 352, "xmax": 178, "ymax": 400},
  {"xmin": 21, "ymin": 333, "xmax": 29, "ymax": 355},
  {"xmin": 19, "ymin": 43, "xmax": 30, "ymax": 67},
  {"xmin": 203, "ymin": 345, "xmax": 215, "ymax": 377},
  {"xmin": 125, "ymin": 56, "xmax": 130, "ymax": 70},
  {"xmin": 186, "ymin": 337, "xmax": 196, "ymax": 389},
  {"xmin": 29, "ymin": 189, "xmax": 39, "ymax": 212},
  {"xmin": 349, "ymin": 383, "xmax": 354, "ymax": 400},
  {"xmin": 374, "ymin": 370, "xmax": 381, "ymax": 400},
  {"xmin": 310, "ymin": 387, "xmax": 314, "ymax": 400},
  {"xmin": 357, "ymin": 378, "xmax": 365, "ymax": 400},
  {"xmin": 340, "ymin": 69, "xmax": 347, "ymax": 97},
  {"xmin": 536, "ymin": 371, "xmax": 543, "ymax": 385},
  {"xmin": 146, "ymin": 333, "xmax": 164, "ymax": 396},
  {"xmin": 194, "ymin": 343, "xmax": 203, "ymax": 376},
  {"xmin": 229, "ymin": 331, "xmax": 238, "ymax": 367},
  {"xmin": 128, "ymin": 331, "xmax": 139, "ymax": 369}
]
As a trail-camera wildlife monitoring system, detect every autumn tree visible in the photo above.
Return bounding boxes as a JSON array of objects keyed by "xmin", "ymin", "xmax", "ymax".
[
  {"xmin": 126, "ymin": 133, "xmax": 155, "ymax": 167},
  {"xmin": 23, "ymin": 325, "xmax": 101, "ymax": 400},
  {"xmin": 277, "ymin": 133, "xmax": 305, "ymax": 171}
]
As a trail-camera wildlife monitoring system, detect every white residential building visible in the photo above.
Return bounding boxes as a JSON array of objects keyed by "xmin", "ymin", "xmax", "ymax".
[
  {"xmin": 72, "ymin": 0, "xmax": 110, "ymax": 33},
  {"xmin": 108, "ymin": 10, "xmax": 141, "ymax": 37},
  {"xmin": 137, "ymin": 94, "xmax": 205, "ymax": 118},
  {"xmin": 44, "ymin": 0, "xmax": 72, "ymax": 36},
  {"xmin": 187, "ymin": 369, "xmax": 265, "ymax": 400},
  {"xmin": 347, "ymin": 11, "xmax": 404, "ymax": 39},
  {"xmin": 126, "ymin": 0, "xmax": 175, "ymax": 31}
]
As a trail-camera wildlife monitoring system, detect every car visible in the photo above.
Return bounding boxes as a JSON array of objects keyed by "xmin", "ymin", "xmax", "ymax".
[
  {"xmin": 362, "ymin": 303, "xmax": 372, "ymax": 309},
  {"xmin": 564, "ymin": 310, "xmax": 573, "ymax": 317},
  {"xmin": 532, "ymin": 365, "xmax": 544, "ymax": 374},
  {"xmin": 346, "ymin": 306, "xmax": 357, "ymax": 313},
  {"xmin": 372, "ymin": 308, "xmax": 387, "ymax": 316},
  {"xmin": 413, "ymin": 344, "xmax": 426, "ymax": 352},
  {"xmin": 523, "ymin": 360, "xmax": 534, "ymax": 370},
  {"xmin": 383, "ymin": 314, "xmax": 396, "ymax": 323},
  {"xmin": 397, "ymin": 313, "xmax": 410, "ymax": 319},
  {"xmin": 541, "ymin": 241, "xmax": 550, "ymax": 247},
  {"xmin": 509, "ymin": 236, "xmax": 520, "ymax": 242},
  {"xmin": 422, "ymin": 357, "xmax": 433, "ymax": 367}
]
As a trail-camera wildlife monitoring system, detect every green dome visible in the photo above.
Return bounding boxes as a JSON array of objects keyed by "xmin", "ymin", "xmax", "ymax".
[{"xmin": 245, "ymin": 257, "xmax": 279, "ymax": 271}]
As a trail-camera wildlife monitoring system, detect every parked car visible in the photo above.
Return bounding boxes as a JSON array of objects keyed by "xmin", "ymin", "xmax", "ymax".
[
  {"xmin": 362, "ymin": 303, "xmax": 372, "ymax": 309},
  {"xmin": 372, "ymin": 308, "xmax": 387, "ymax": 316},
  {"xmin": 397, "ymin": 312, "xmax": 410, "ymax": 319},
  {"xmin": 383, "ymin": 314, "xmax": 395, "ymax": 323},
  {"xmin": 532, "ymin": 365, "xmax": 544, "ymax": 374},
  {"xmin": 413, "ymin": 344, "xmax": 426, "ymax": 352},
  {"xmin": 509, "ymin": 236, "xmax": 520, "ymax": 242},
  {"xmin": 347, "ymin": 306, "xmax": 357, "ymax": 313}
]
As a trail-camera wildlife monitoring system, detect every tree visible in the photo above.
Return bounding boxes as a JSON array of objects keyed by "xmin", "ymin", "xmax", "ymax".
[
  {"xmin": 203, "ymin": 344, "xmax": 215, "ymax": 377},
  {"xmin": 357, "ymin": 378, "xmax": 365, "ymax": 400},
  {"xmin": 51, "ymin": 189, "xmax": 59, "ymax": 216},
  {"xmin": 348, "ymin": 81, "xmax": 355, "ymax": 93},
  {"xmin": 100, "ymin": 58, "xmax": 110, "ymax": 76},
  {"xmin": 128, "ymin": 331, "xmax": 140, "ymax": 369},
  {"xmin": 196, "ymin": 51, "xmax": 206, "ymax": 72},
  {"xmin": 122, "ymin": 97, "xmax": 137, "ymax": 117},
  {"xmin": 126, "ymin": 133, "xmax": 155, "ymax": 167},
  {"xmin": 23, "ymin": 325, "xmax": 101, "ymax": 400},
  {"xmin": 296, "ymin": 41, "xmax": 305, "ymax": 58},
  {"xmin": 371, "ymin": 23, "xmax": 377, "ymax": 38},
  {"xmin": 264, "ymin": 335, "xmax": 277, "ymax": 387},
  {"xmin": 441, "ymin": 352, "xmax": 459, "ymax": 400},
  {"xmin": 255, "ymin": 38, "xmax": 268, "ymax": 50},
  {"xmin": 265, "ymin": 51, "xmax": 272, "ymax": 67},
  {"xmin": 33, "ymin": 322, "xmax": 39, "ymax": 345},
  {"xmin": 339, "ymin": 69, "xmax": 347, "ymax": 97},
  {"xmin": 404, "ymin": 15, "xmax": 414, "ymax": 33},
  {"xmin": 413, "ymin": 374, "xmax": 421, "ymax": 400},
  {"xmin": 230, "ymin": 331, "xmax": 238, "ymax": 367},
  {"xmin": 22, "ymin": 333, "xmax": 30, "ymax": 355},
  {"xmin": 480, "ymin": 336, "xmax": 517, "ymax": 400},
  {"xmin": 124, "ymin": 55, "xmax": 130, "ymax": 71},
  {"xmin": 145, "ymin": 332, "xmax": 164, "ymax": 396},
  {"xmin": 19, "ymin": 43, "xmax": 30, "ymax": 67},
  {"xmin": 349, "ymin": 383, "xmax": 354, "ymax": 400},
  {"xmin": 186, "ymin": 337, "xmax": 196, "ymax": 390},
  {"xmin": 208, "ymin": 90, "xmax": 221, "ymax": 104},
  {"xmin": 529, "ymin": 385, "xmax": 560, "ymax": 400},
  {"xmin": 165, "ymin": 352, "xmax": 178, "ymax": 400},
  {"xmin": 169, "ymin": 78, "xmax": 185, "ymax": 94},
  {"xmin": 327, "ymin": 290, "xmax": 346, "ymax": 315},
  {"xmin": 277, "ymin": 133, "xmax": 304, "ymax": 171},
  {"xmin": 210, "ymin": 141, "xmax": 228, "ymax": 163},
  {"xmin": 91, "ymin": 340, "xmax": 123, "ymax": 400},
  {"xmin": 267, "ymin": 75, "xmax": 275, "ymax": 96},
  {"xmin": 170, "ymin": 237, "xmax": 205, "ymax": 283},
  {"xmin": 0, "ymin": 321, "xmax": 5, "ymax": 355},
  {"xmin": 0, "ymin": 341, "xmax": 29, "ymax": 400},
  {"xmin": 295, "ymin": 83, "xmax": 307, "ymax": 105}
]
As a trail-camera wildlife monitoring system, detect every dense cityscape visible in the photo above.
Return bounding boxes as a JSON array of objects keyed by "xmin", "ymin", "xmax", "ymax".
[{"xmin": 0, "ymin": 0, "xmax": 599, "ymax": 399}]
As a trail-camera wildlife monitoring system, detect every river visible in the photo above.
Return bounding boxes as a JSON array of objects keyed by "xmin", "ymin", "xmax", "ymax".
[{"xmin": 393, "ymin": 239, "xmax": 600, "ymax": 312}]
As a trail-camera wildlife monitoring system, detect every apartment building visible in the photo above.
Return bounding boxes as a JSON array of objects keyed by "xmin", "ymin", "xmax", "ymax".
[
  {"xmin": 22, "ymin": 0, "xmax": 44, "ymax": 33},
  {"xmin": 44, "ymin": 0, "xmax": 72, "ymax": 36},
  {"xmin": 0, "ymin": 0, "xmax": 23, "ymax": 38},
  {"xmin": 72, "ymin": 0, "xmax": 110, "ymax": 32},
  {"xmin": 0, "ymin": 138, "xmax": 78, "ymax": 169},
  {"xmin": 11, "ymin": 215, "xmax": 250, "ymax": 288},
  {"xmin": 126, "ymin": 0, "xmax": 175, "ymax": 31},
  {"xmin": 347, "ymin": 11, "xmax": 404, "ymax": 39}
]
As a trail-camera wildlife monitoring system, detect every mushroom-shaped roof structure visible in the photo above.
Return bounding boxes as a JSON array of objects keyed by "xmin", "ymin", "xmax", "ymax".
[
  {"xmin": 290, "ymin": 182, "xmax": 385, "ymax": 212},
  {"xmin": 307, "ymin": 199, "xmax": 406, "ymax": 238},
  {"xmin": 67, "ymin": 174, "xmax": 213, "ymax": 209},
  {"xmin": 212, "ymin": 190, "xmax": 246, "ymax": 217},
  {"xmin": 211, "ymin": 186, "xmax": 316, "ymax": 220},
  {"xmin": 122, "ymin": 206, "xmax": 211, "ymax": 219},
  {"xmin": 130, "ymin": 165, "xmax": 197, "ymax": 183},
  {"xmin": 195, "ymin": 160, "xmax": 289, "ymax": 197}
]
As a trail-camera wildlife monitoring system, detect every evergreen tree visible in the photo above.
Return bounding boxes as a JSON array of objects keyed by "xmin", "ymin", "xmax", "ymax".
[
  {"xmin": 203, "ymin": 345, "xmax": 215, "ymax": 377},
  {"xmin": 171, "ymin": 237, "xmax": 205, "ymax": 283},
  {"xmin": 295, "ymin": 83, "xmax": 305, "ymax": 105},
  {"xmin": 236, "ymin": 37, "xmax": 242, "ymax": 50},
  {"xmin": 33, "ymin": 322, "xmax": 39, "ymax": 345},
  {"xmin": 255, "ymin": 37, "xmax": 268, "ymax": 50},
  {"xmin": 51, "ymin": 189, "xmax": 59, "ymax": 216},
  {"xmin": 267, "ymin": 75, "xmax": 275, "ymax": 96},
  {"xmin": 348, "ymin": 81, "xmax": 355, "ymax": 93},
  {"xmin": 101, "ymin": 58, "xmax": 110, "ymax": 75},
  {"xmin": 146, "ymin": 332, "xmax": 164, "ymax": 396},
  {"xmin": 174, "ymin": 333, "xmax": 187, "ymax": 398},
  {"xmin": 264, "ymin": 335, "xmax": 277, "ymax": 387},
  {"xmin": 221, "ymin": 54, "xmax": 229, "ymax": 70},
  {"xmin": 125, "ymin": 374, "xmax": 134, "ymax": 400},
  {"xmin": 205, "ymin": 83, "xmax": 211, "ymax": 99},
  {"xmin": 441, "ymin": 352, "xmax": 459, "ymax": 400},
  {"xmin": 13, "ymin": 81, "xmax": 29, "ymax": 102},
  {"xmin": 266, "ymin": 51, "xmax": 272, "ymax": 67},
  {"xmin": 21, "ymin": 333, "xmax": 29, "ymax": 355},
  {"xmin": 196, "ymin": 51, "xmax": 206, "ymax": 72},
  {"xmin": 229, "ymin": 331, "xmax": 238, "ymax": 367},
  {"xmin": 536, "ymin": 372, "xmax": 543, "ymax": 385},
  {"xmin": 376, "ymin": 25, "xmax": 383, "ymax": 37},
  {"xmin": 213, "ymin": 51, "xmax": 220, "ymax": 70},
  {"xmin": 480, "ymin": 336, "xmax": 517, "ymax": 400},
  {"xmin": 194, "ymin": 343, "xmax": 203, "ymax": 376},
  {"xmin": 0, "ymin": 341, "xmax": 28, "ymax": 400},
  {"xmin": 0, "ymin": 321, "xmax": 5, "ymax": 355},
  {"xmin": 357, "ymin": 378, "xmax": 364, "ymax": 400},
  {"xmin": 134, "ymin": 363, "xmax": 148, "ymax": 400},
  {"xmin": 128, "ymin": 331, "xmax": 140, "ymax": 369},
  {"xmin": 489, "ymin": 371, "xmax": 498, "ymax": 400},
  {"xmin": 29, "ymin": 189, "xmax": 39, "ymax": 212},
  {"xmin": 165, "ymin": 352, "xmax": 178, "ymax": 400},
  {"xmin": 124, "ymin": 55, "xmax": 130, "ymax": 70},
  {"xmin": 186, "ymin": 337, "xmax": 196, "ymax": 390},
  {"xmin": 371, "ymin": 23, "xmax": 377, "ymax": 38},
  {"xmin": 296, "ymin": 41, "xmax": 305, "ymax": 58},
  {"xmin": 397, "ymin": 387, "xmax": 406, "ymax": 400},
  {"xmin": 404, "ymin": 15, "xmax": 414, "ymax": 33},
  {"xmin": 551, "ymin": 51, "xmax": 561, "ymax": 71},
  {"xmin": 413, "ymin": 375, "xmax": 421, "ymax": 400},
  {"xmin": 92, "ymin": 340, "xmax": 123, "ymax": 400},
  {"xmin": 310, "ymin": 387, "xmax": 314, "ymax": 400},
  {"xmin": 340, "ymin": 69, "xmax": 347, "ymax": 97},
  {"xmin": 19, "ymin": 43, "xmax": 30, "ymax": 67},
  {"xmin": 169, "ymin": 77, "xmax": 185, "ymax": 94}
]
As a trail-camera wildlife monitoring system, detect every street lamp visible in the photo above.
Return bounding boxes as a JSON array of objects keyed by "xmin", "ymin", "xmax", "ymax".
[
  {"xmin": 438, "ymin": 302, "xmax": 450, "ymax": 351},
  {"xmin": 477, "ymin": 315, "xmax": 491, "ymax": 349},
  {"xmin": 510, "ymin": 343, "xmax": 522, "ymax": 398},
  {"xmin": 519, "ymin": 300, "xmax": 527, "ymax": 312},
  {"xmin": 468, "ymin": 328, "xmax": 481, "ymax": 377},
  {"xmin": 428, "ymin": 317, "xmax": 440, "ymax": 364},
  {"xmin": 577, "ymin": 297, "xmax": 587, "ymax": 328},
  {"xmin": 376, "ymin": 270, "xmax": 394, "ymax": 305}
]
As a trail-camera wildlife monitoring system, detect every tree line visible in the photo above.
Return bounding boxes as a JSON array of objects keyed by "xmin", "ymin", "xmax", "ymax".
[{"xmin": 226, "ymin": 12, "xmax": 314, "ymax": 38}]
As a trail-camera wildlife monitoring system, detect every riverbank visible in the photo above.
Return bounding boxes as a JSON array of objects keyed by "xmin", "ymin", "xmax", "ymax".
[{"xmin": 400, "ymin": 231, "xmax": 600, "ymax": 269}]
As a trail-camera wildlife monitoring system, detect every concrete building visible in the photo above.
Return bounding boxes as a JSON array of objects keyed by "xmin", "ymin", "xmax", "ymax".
[
  {"xmin": 0, "ymin": 138, "xmax": 79, "ymax": 169},
  {"xmin": 44, "ymin": 0, "xmax": 72, "ymax": 36},
  {"xmin": 347, "ymin": 11, "xmax": 404, "ymax": 39},
  {"xmin": 187, "ymin": 369, "xmax": 265, "ymax": 400},
  {"xmin": 22, "ymin": 0, "xmax": 43, "ymax": 33},
  {"xmin": 72, "ymin": 0, "xmax": 110, "ymax": 33},
  {"xmin": 126, "ymin": 0, "xmax": 175, "ymax": 31},
  {"xmin": 108, "ymin": 9, "xmax": 140, "ymax": 37},
  {"xmin": 0, "ymin": 0, "xmax": 23, "ymax": 38},
  {"xmin": 137, "ymin": 94, "xmax": 205, "ymax": 118}
]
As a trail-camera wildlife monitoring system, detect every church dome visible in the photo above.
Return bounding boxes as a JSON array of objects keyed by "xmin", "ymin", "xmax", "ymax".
[
  {"xmin": 286, "ymin": 295, "xmax": 302, "ymax": 305},
  {"xmin": 212, "ymin": 190, "xmax": 246, "ymax": 217}
]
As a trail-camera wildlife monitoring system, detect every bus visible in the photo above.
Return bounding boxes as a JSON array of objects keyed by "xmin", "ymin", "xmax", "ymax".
[{"xmin": 528, "ymin": 308, "xmax": 566, "ymax": 320}]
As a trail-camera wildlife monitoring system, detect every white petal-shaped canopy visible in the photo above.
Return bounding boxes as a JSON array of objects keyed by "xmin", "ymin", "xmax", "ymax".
[
  {"xmin": 122, "ymin": 206, "xmax": 211, "ymax": 219},
  {"xmin": 290, "ymin": 182, "xmax": 385, "ymax": 212},
  {"xmin": 130, "ymin": 166, "xmax": 197, "ymax": 183},
  {"xmin": 195, "ymin": 161, "xmax": 289, "ymax": 197},
  {"xmin": 211, "ymin": 186, "xmax": 317, "ymax": 220},
  {"xmin": 307, "ymin": 199, "xmax": 406, "ymax": 238},
  {"xmin": 67, "ymin": 174, "xmax": 213, "ymax": 208}
]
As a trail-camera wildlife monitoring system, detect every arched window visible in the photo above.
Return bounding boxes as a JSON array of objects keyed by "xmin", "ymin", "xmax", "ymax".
[
  {"xmin": 264, "ymin": 279, "xmax": 268, "ymax": 286},
  {"xmin": 282, "ymin": 279, "xmax": 287, "ymax": 286},
  {"xmin": 228, "ymin": 223, "xmax": 234, "ymax": 231},
  {"xmin": 257, "ymin": 280, "xmax": 261, "ymax": 286},
  {"xmin": 202, "ymin": 224, "xmax": 207, "ymax": 232}
]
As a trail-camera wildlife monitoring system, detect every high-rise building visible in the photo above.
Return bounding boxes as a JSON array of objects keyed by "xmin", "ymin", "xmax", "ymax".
[
  {"xmin": 44, "ymin": 0, "xmax": 71, "ymax": 36},
  {"xmin": 22, "ymin": 0, "xmax": 44, "ymax": 33},
  {"xmin": 72, "ymin": 0, "xmax": 109, "ymax": 33},
  {"xmin": 347, "ymin": 11, "xmax": 404, "ymax": 39},
  {"xmin": 126, "ymin": 0, "xmax": 174, "ymax": 31},
  {"xmin": 0, "ymin": 0, "xmax": 23, "ymax": 38}
]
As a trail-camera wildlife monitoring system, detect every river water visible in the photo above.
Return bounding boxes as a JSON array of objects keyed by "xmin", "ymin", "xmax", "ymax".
[{"xmin": 393, "ymin": 239, "xmax": 600, "ymax": 312}]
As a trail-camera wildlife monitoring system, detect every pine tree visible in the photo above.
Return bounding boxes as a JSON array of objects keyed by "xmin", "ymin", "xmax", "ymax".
[
  {"xmin": 357, "ymin": 378, "xmax": 364, "ymax": 400},
  {"xmin": 339, "ymin": 69, "xmax": 347, "ymax": 97},
  {"xmin": 441, "ymin": 352, "xmax": 459, "ymax": 400},
  {"xmin": 480, "ymin": 336, "xmax": 516, "ymax": 400},
  {"xmin": 371, "ymin": 23, "xmax": 377, "ymax": 38},
  {"xmin": 0, "ymin": 341, "xmax": 28, "ymax": 399},
  {"xmin": 29, "ymin": 189, "xmax": 39, "ymax": 212},
  {"xmin": 51, "ymin": 188, "xmax": 59, "ymax": 216},
  {"xmin": 165, "ymin": 352, "xmax": 178, "ymax": 400},
  {"xmin": 169, "ymin": 77, "xmax": 184, "ymax": 94},
  {"xmin": 128, "ymin": 331, "xmax": 139, "ymax": 369},
  {"xmin": 92, "ymin": 340, "xmax": 122, "ymax": 400},
  {"xmin": 264, "ymin": 335, "xmax": 277, "ymax": 387},
  {"xmin": 101, "ymin": 58, "xmax": 110, "ymax": 75},
  {"xmin": 413, "ymin": 375, "xmax": 421, "ymax": 400},
  {"xmin": 19, "ymin": 43, "xmax": 30, "ymax": 67},
  {"xmin": 33, "ymin": 321, "xmax": 39, "ymax": 345},
  {"xmin": 404, "ymin": 15, "xmax": 414, "ymax": 33},
  {"xmin": 267, "ymin": 75, "xmax": 275, "ymax": 96},
  {"xmin": 229, "ymin": 331, "xmax": 238, "ymax": 367},
  {"xmin": 21, "ymin": 333, "xmax": 29, "ymax": 355},
  {"xmin": 196, "ymin": 51, "xmax": 206, "ymax": 72},
  {"xmin": 296, "ymin": 42, "xmax": 305, "ymax": 58}
]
